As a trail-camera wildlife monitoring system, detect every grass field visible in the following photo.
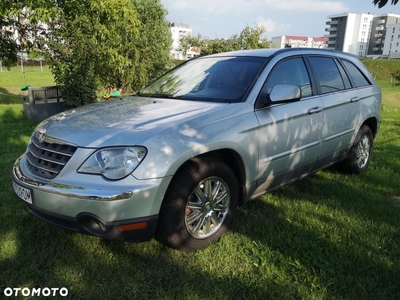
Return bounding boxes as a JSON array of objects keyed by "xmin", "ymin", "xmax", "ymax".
[
  {"xmin": 0, "ymin": 66, "xmax": 55, "ymax": 104},
  {"xmin": 0, "ymin": 67, "xmax": 399, "ymax": 299}
]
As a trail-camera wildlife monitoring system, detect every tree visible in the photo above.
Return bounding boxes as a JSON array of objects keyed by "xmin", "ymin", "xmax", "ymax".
[
  {"xmin": 128, "ymin": 0, "xmax": 172, "ymax": 91},
  {"xmin": 0, "ymin": 2, "xmax": 32, "ymax": 68},
  {"xmin": 186, "ymin": 25, "xmax": 271, "ymax": 56},
  {"xmin": 32, "ymin": 0, "xmax": 141, "ymax": 107},
  {"xmin": 1, "ymin": 0, "xmax": 172, "ymax": 107},
  {"xmin": 373, "ymin": 0, "xmax": 399, "ymax": 8},
  {"xmin": 178, "ymin": 33, "xmax": 204, "ymax": 58}
]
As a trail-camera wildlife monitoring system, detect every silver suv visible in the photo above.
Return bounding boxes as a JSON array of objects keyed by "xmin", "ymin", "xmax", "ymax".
[{"xmin": 12, "ymin": 48, "xmax": 381, "ymax": 251}]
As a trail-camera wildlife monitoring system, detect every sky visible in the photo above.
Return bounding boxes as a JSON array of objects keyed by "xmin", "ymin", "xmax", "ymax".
[{"xmin": 160, "ymin": 0, "xmax": 400, "ymax": 39}]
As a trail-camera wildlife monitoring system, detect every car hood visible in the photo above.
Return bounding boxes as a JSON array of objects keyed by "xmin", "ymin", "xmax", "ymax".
[{"xmin": 34, "ymin": 96, "xmax": 230, "ymax": 148}]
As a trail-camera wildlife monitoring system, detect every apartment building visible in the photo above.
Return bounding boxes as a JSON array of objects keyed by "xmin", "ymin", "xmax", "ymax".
[
  {"xmin": 325, "ymin": 13, "xmax": 373, "ymax": 56},
  {"xmin": 169, "ymin": 22, "xmax": 199, "ymax": 60},
  {"xmin": 382, "ymin": 23, "xmax": 400, "ymax": 58},
  {"xmin": 325, "ymin": 12, "xmax": 400, "ymax": 57},
  {"xmin": 369, "ymin": 14, "xmax": 400, "ymax": 56},
  {"xmin": 271, "ymin": 35, "xmax": 328, "ymax": 49}
]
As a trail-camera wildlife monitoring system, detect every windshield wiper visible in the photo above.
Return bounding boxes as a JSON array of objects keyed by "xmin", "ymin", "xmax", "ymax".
[
  {"xmin": 136, "ymin": 92, "xmax": 174, "ymax": 98},
  {"xmin": 136, "ymin": 92, "xmax": 196, "ymax": 100}
]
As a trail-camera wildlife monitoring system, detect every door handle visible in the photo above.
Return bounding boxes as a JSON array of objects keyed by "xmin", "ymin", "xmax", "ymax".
[
  {"xmin": 351, "ymin": 96, "xmax": 360, "ymax": 102},
  {"xmin": 308, "ymin": 106, "xmax": 323, "ymax": 114}
]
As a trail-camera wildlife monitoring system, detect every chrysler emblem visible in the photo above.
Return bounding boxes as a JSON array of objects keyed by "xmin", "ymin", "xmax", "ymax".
[{"xmin": 37, "ymin": 128, "xmax": 46, "ymax": 143}]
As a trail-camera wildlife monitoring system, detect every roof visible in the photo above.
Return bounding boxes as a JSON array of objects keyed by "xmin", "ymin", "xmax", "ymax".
[
  {"xmin": 203, "ymin": 48, "xmax": 357, "ymax": 59},
  {"xmin": 313, "ymin": 37, "xmax": 329, "ymax": 42},
  {"xmin": 285, "ymin": 35, "xmax": 308, "ymax": 41}
]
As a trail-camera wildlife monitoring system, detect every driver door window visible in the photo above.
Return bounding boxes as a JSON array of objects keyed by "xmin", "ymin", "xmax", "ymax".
[{"xmin": 265, "ymin": 57, "xmax": 313, "ymax": 97}]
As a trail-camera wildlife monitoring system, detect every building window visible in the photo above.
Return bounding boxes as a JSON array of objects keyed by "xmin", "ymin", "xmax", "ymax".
[{"xmin": 393, "ymin": 28, "xmax": 396, "ymax": 33}]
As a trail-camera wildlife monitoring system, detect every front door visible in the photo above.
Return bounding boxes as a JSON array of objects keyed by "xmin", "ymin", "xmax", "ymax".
[{"xmin": 254, "ymin": 56, "xmax": 323, "ymax": 195}]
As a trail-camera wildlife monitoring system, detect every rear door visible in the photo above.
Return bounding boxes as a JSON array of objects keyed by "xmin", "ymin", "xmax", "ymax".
[{"xmin": 307, "ymin": 55, "xmax": 361, "ymax": 166}]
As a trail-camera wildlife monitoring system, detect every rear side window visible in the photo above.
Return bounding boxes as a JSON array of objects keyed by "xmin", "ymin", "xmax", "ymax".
[
  {"xmin": 308, "ymin": 56, "xmax": 345, "ymax": 94},
  {"xmin": 341, "ymin": 60, "xmax": 371, "ymax": 87}
]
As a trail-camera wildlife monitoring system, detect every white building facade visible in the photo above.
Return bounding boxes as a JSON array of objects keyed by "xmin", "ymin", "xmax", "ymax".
[
  {"xmin": 325, "ymin": 13, "xmax": 373, "ymax": 56},
  {"xmin": 169, "ymin": 22, "xmax": 199, "ymax": 60},
  {"xmin": 382, "ymin": 23, "xmax": 400, "ymax": 58},
  {"xmin": 271, "ymin": 35, "xmax": 328, "ymax": 49},
  {"xmin": 325, "ymin": 12, "xmax": 400, "ymax": 57}
]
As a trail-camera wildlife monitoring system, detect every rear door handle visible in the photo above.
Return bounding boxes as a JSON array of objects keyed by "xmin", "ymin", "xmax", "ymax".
[
  {"xmin": 351, "ymin": 96, "xmax": 360, "ymax": 102},
  {"xmin": 308, "ymin": 107, "xmax": 323, "ymax": 114}
]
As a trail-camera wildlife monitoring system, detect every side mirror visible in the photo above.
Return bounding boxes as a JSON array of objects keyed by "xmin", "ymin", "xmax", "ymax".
[{"xmin": 256, "ymin": 84, "xmax": 302, "ymax": 108}]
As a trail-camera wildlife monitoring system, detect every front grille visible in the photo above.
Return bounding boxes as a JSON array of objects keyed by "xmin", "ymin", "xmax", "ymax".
[{"xmin": 26, "ymin": 135, "xmax": 77, "ymax": 179}]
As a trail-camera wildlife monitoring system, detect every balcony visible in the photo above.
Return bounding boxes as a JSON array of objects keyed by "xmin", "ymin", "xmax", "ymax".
[
  {"xmin": 375, "ymin": 26, "xmax": 384, "ymax": 31},
  {"xmin": 379, "ymin": 19, "xmax": 386, "ymax": 24},
  {"xmin": 324, "ymin": 34, "xmax": 337, "ymax": 38},
  {"xmin": 325, "ymin": 27, "xmax": 338, "ymax": 32},
  {"xmin": 375, "ymin": 39, "xmax": 382, "ymax": 44},
  {"xmin": 375, "ymin": 33, "xmax": 383, "ymax": 38},
  {"xmin": 326, "ymin": 20, "xmax": 339, "ymax": 25},
  {"xmin": 327, "ymin": 40, "xmax": 336, "ymax": 45},
  {"xmin": 372, "ymin": 47, "xmax": 381, "ymax": 51}
]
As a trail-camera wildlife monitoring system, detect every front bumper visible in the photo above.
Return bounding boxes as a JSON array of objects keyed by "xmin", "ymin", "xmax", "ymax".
[
  {"xmin": 26, "ymin": 204, "xmax": 158, "ymax": 242},
  {"xmin": 12, "ymin": 155, "xmax": 172, "ymax": 242}
]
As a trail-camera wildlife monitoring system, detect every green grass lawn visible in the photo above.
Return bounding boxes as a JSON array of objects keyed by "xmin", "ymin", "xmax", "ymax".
[
  {"xmin": 0, "ymin": 69, "xmax": 399, "ymax": 299},
  {"xmin": 0, "ymin": 66, "xmax": 55, "ymax": 104}
]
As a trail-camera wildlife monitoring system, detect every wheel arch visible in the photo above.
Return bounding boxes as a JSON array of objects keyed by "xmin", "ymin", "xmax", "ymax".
[
  {"xmin": 171, "ymin": 149, "xmax": 248, "ymax": 206},
  {"xmin": 361, "ymin": 117, "xmax": 378, "ymax": 138}
]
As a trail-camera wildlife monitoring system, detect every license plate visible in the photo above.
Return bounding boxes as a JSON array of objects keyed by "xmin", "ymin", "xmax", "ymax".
[{"xmin": 13, "ymin": 181, "xmax": 33, "ymax": 205}]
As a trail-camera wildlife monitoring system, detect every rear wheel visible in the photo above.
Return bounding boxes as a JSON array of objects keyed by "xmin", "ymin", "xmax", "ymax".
[
  {"xmin": 336, "ymin": 125, "xmax": 374, "ymax": 174},
  {"xmin": 155, "ymin": 157, "xmax": 238, "ymax": 251}
]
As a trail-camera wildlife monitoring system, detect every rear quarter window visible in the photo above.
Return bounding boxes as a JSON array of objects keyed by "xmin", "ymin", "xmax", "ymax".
[{"xmin": 341, "ymin": 60, "xmax": 371, "ymax": 87}]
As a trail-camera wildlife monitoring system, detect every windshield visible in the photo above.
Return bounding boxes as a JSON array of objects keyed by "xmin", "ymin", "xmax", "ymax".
[{"xmin": 138, "ymin": 56, "xmax": 267, "ymax": 103}]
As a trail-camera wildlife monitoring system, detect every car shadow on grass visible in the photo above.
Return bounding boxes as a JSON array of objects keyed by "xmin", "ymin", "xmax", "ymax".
[
  {"xmin": 230, "ymin": 163, "xmax": 400, "ymax": 299},
  {"xmin": 1, "ymin": 105, "xmax": 400, "ymax": 299}
]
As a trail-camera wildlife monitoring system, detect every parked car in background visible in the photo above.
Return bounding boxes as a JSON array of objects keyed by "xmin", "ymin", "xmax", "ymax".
[{"xmin": 12, "ymin": 48, "xmax": 381, "ymax": 251}]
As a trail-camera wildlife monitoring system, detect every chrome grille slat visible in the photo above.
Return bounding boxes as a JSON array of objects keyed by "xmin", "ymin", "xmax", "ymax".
[
  {"xmin": 28, "ymin": 143, "xmax": 67, "ymax": 166},
  {"xmin": 26, "ymin": 135, "xmax": 77, "ymax": 179},
  {"xmin": 30, "ymin": 136, "xmax": 74, "ymax": 157}
]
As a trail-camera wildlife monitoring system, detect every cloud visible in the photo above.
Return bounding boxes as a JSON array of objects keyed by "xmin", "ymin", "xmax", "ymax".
[
  {"xmin": 264, "ymin": 0, "xmax": 349, "ymax": 12},
  {"xmin": 168, "ymin": 0, "xmax": 264, "ymax": 14},
  {"xmin": 166, "ymin": 0, "xmax": 348, "ymax": 13},
  {"xmin": 256, "ymin": 17, "xmax": 290, "ymax": 36}
]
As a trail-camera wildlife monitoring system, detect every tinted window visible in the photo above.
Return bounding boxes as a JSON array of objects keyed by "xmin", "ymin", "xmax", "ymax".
[
  {"xmin": 308, "ymin": 57, "xmax": 345, "ymax": 94},
  {"xmin": 341, "ymin": 60, "xmax": 371, "ymax": 87},
  {"xmin": 336, "ymin": 61, "xmax": 352, "ymax": 89},
  {"xmin": 139, "ymin": 56, "xmax": 267, "ymax": 103},
  {"xmin": 265, "ymin": 57, "xmax": 312, "ymax": 97}
]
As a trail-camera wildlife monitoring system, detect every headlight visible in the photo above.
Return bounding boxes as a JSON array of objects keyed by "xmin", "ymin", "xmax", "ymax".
[{"xmin": 78, "ymin": 147, "xmax": 147, "ymax": 180}]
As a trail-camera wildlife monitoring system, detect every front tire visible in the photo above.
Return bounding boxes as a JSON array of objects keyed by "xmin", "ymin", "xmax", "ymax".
[
  {"xmin": 336, "ymin": 125, "xmax": 374, "ymax": 174},
  {"xmin": 155, "ymin": 157, "xmax": 238, "ymax": 251}
]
